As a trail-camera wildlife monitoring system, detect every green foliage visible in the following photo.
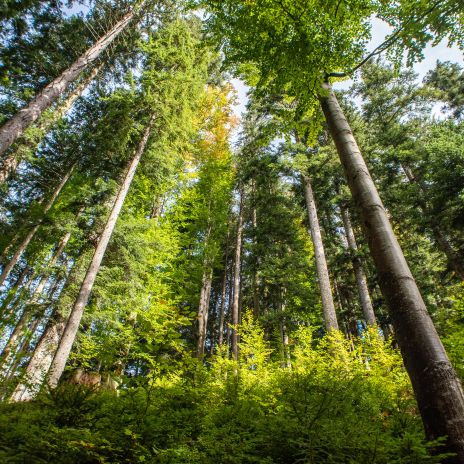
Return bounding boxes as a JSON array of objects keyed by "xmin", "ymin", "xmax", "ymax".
[{"xmin": 0, "ymin": 317, "xmax": 448, "ymax": 463}]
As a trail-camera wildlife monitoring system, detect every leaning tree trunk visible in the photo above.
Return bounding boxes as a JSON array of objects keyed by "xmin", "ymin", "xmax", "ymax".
[
  {"xmin": 320, "ymin": 84, "xmax": 464, "ymax": 462},
  {"xmin": 0, "ymin": 64, "xmax": 103, "ymax": 183},
  {"xmin": 0, "ymin": 4, "xmax": 142, "ymax": 163},
  {"xmin": 231, "ymin": 191, "xmax": 243, "ymax": 360},
  {"xmin": 0, "ymin": 163, "xmax": 74, "ymax": 287},
  {"xmin": 0, "ymin": 228, "xmax": 74, "ymax": 375},
  {"xmin": 340, "ymin": 204, "xmax": 376, "ymax": 326},
  {"xmin": 10, "ymin": 247, "xmax": 88, "ymax": 401},
  {"xmin": 46, "ymin": 118, "xmax": 153, "ymax": 388},
  {"xmin": 301, "ymin": 173, "xmax": 339, "ymax": 330}
]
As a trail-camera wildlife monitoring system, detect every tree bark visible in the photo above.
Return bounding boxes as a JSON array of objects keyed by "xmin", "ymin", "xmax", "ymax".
[
  {"xmin": 301, "ymin": 173, "xmax": 339, "ymax": 330},
  {"xmin": 320, "ymin": 85, "xmax": 464, "ymax": 462},
  {"xmin": 0, "ymin": 164, "xmax": 74, "ymax": 287},
  {"xmin": 0, "ymin": 6, "xmax": 140, "ymax": 163},
  {"xmin": 47, "ymin": 118, "xmax": 153, "ymax": 388},
  {"xmin": 340, "ymin": 204, "xmax": 376, "ymax": 326},
  {"xmin": 231, "ymin": 190, "xmax": 243, "ymax": 360},
  {"xmin": 0, "ymin": 64, "xmax": 103, "ymax": 183}
]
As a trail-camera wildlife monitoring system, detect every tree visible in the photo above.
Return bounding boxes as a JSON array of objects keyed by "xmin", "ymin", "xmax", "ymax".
[
  {"xmin": 201, "ymin": 1, "xmax": 464, "ymax": 458},
  {"xmin": 0, "ymin": 1, "xmax": 143, "ymax": 166}
]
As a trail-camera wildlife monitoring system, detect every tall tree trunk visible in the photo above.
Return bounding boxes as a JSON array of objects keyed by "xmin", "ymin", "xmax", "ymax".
[
  {"xmin": 46, "ymin": 118, "xmax": 153, "ymax": 388},
  {"xmin": 1, "ymin": 229, "xmax": 74, "ymax": 374},
  {"xmin": 10, "ymin": 247, "xmax": 87, "ymax": 401},
  {"xmin": 251, "ymin": 179, "xmax": 260, "ymax": 317},
  {"xmin": 320, "ymin": 85, "xmax": 464, "ymax": 462},
  {"xmin": 0, "ymin": 5, "xmax": 141, "ymax": 162},
  {"xmin": 0, "ymin": 164, "xmax": 74, "ymax": 287},
  {"xmin": 231, "ymin": 191, "xmax": 243, "ymax": 360},
  {"xmin": 197, "ymin": 267, "xmax": 213, "ymax": 358},
  {"xmin": 340, "ymin": 204, "xmax": 376, "ymax": 326},
  {"xmin": 301, "ymin": 173, "xmax": 338, "ymax": 330},
  {"xmin": 218, "ymin": 241, "xmax": 229, "ymax": 348},
  {"xmin": 3, "ymin": 276, "xmax": 62, "ymax": 383},
  {"xmin": 0, "ymin": 64, "xmax": 103, "ymax": 183},
  {"xmin": 10, "ymin": 313, "xmax": 66, "ymax": 401}
]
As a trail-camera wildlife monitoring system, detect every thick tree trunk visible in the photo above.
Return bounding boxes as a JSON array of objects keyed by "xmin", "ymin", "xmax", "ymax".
[
  {"xmin": 196, "ymin": 267, "xmax": 213, "ymax": 358},
  {"xmin": 0, "ymin": 164, "xmax": 74, "ymax": 287},
  {"xmin": 320, "ymin": 85, "xmax": 464, "ymax": 462},
  {"xmin": 46, "ymin": 119, "xmax": 153, "ymax": 388},
  {"xmin": 340, "ymin": 204, "xmax": 376, "ymax": 326},
  {"xmin": 301, "ymin": 173, "xmax": 338, "ymax": 330},
  {"xmin": 231, "ymin": 191, "xmax": 243, "ymax": 360},
  {"xmin": 0, "ymin": 64, "xmax": 103, "ymax": 183},
  {"xmin": 0, "ymin": 6, "xmax": 140, "ymax": 162}
]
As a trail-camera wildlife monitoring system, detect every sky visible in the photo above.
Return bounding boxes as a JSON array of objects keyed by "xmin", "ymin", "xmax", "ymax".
[{"xmin": 229, "ymin": 17, "xmax": 464, "ymax": 121}]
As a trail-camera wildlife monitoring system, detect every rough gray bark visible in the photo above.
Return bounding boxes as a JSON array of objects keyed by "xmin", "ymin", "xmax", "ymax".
[
  {"xmin": 0, "ymin": 64, "xmax": 103, "ymax": 183},
  {"xmin": 301, "ymin": 173, "xmax": 339, "ymax": 330},
  {"xmin": 196, "ymin": 267, "xmax": 213, "ymax": 358},
  {"xmin": 231, "ymin": 191, "xmax": 243, "ymax": 360},
  {"xmin": 0, "ymin": 164, "xmax": 74, "ymax": 287},
  {"xmin": 340, "ymin": 204, "xmax": 376, "ymax": 326},
  {"xmin": 47, "ymin": 119, "xmax": 153, "ymax": 388},
  {"xmin": 0, "ymin": 6, "xmax": 139, "ymax": 162},
  {"xmin": 320, "ymin": 85, "xmax": 464, "ymax": 462}
]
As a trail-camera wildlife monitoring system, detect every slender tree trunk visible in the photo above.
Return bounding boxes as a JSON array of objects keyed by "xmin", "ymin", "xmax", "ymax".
[
  {"xmin": 10, "ymin": 313, "xmax": 67, "ymax": 401},
  {"xmin": 320, "ymin": 85, "xmax": 464, "ymax": 462},
  {"xmin": 0, "ymin": 5, "xmax": 141, "ymax": 163},
  {"xmin": 1, "ymin": 229, "xmax": 73, "ymax": 374},
  {"xmin": 218, "ymin": 241, "xmax": 229, "ymax": 348},
  {"xmin": 10, "ymin": 247, "xmax": 86, "ymax": 401},
  {"xmin": 251, "ymin": 180, "xmax": 260, "ymax": 317},
  {"xmin": 0, "ymin": 164, "xmax": 74, "ymax": 287},
  {"xmin": 3, "ymin": 276, "xmax": 62, "ymax": 383},
  {"xmin": 231, "ymin": 191, "xmax": 243, "ymax": 360},
  {"xmin": 0, "ymin": 64, "xmax": 103, "ymax": 183},
  {"xmin": 46, "ymin": 118, "xmax": 153, "ymax": 388},
  {"xmin": 340, "ymin": 204, "xmax": 376, "ymax": 325},
  {"xmin": 197, "ymin": 267, "xmax": 213, "ymax": 358},
  {"xmin": 301, "ymin": 173, "xmax": 338, "ymax": 330}
]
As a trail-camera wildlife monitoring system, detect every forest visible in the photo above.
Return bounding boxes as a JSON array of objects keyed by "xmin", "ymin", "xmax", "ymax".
[{"xmin": 0, "ymin": 0, "xmax": 463, "ymax": 462}]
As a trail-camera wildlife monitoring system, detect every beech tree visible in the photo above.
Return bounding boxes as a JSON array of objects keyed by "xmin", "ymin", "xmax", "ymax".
[{"xmin": 201, "ymin": 1, "xmax": 464, "ymax": 458}]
